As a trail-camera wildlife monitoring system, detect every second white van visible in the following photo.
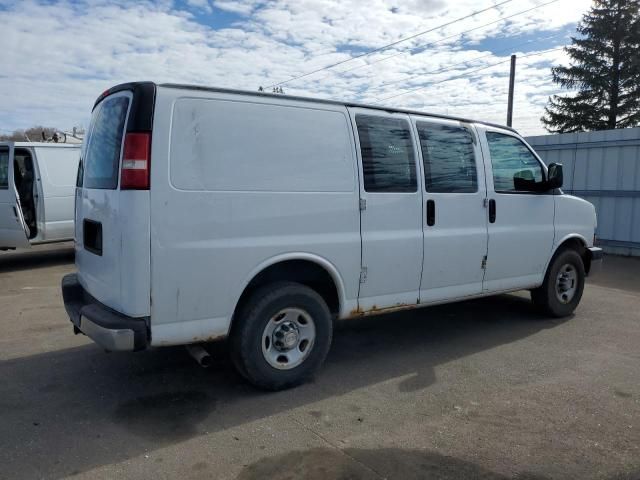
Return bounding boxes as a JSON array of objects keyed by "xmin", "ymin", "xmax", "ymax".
[
  {"xmin": 62, "ymin": 82, "xmax": 602, "ymax": 390},
  {"xmin": 1, "ymin": 142, "xmax": 80, "ymax": 250}
]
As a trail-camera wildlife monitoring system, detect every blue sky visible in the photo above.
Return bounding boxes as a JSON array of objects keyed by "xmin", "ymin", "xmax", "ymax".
[{"xmin": 0, "ymin": 0, "xmax": 591, "ymax": 135}]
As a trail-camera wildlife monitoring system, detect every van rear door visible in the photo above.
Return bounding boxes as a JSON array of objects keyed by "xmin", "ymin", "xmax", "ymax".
[
  {"xmin": 0, "ymin": 144, "xmax": 30, "ymax": 249},
  {"xmin": 75, "ymin": 83, "xmax": 154, "ymax": 317},
  {"xmin": 33, "ymin": 145, "xmax": 80, "ymax": 242}
]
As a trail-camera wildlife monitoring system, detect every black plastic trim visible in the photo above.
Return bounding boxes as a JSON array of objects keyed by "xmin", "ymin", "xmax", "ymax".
[
  {"xmin": 588, "ymin": 247, "xmax": 603, "ymax": 261},
  {"xmin": 82, "ymin": 219, "xmax": 103, "ymax": 256},
  {"xmin": 93, "ymin": 82, "xmax": 156, "ymax": 133},
  {"xmin": 61, "ymin": 273, "xmax": 149, "ymax": 351},
  {"xmin": 426, "ymin": 199, "xmax": 435, "ymax": 226}
]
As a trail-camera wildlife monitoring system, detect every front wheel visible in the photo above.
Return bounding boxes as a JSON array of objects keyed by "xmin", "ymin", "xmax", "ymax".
[
  {"xmin": 230, "ymin": 282, "xmax": 333, "ymax": 390},
  {"xmin": 531, "ymin": 249, "xmax": 586, "ymax": 318}
]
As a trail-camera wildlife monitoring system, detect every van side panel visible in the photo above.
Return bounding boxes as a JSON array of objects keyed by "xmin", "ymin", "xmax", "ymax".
[
  {"xmin": 149, "ymin": 88, "xmax": 361, "ymax": 346},
  {"xmin": 32, "ymin": 146, "xmax": 79, "ymax": 242}
]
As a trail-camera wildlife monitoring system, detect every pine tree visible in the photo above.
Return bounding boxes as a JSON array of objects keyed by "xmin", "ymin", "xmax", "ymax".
[{"xmin": 542, "ymin": 0, "xmax": 640, "ymax": 133}]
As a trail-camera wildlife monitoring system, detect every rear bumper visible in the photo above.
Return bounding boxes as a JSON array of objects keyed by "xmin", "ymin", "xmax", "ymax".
[
  {"xmin": 587, "ymin": 247, "xmax": 603, "ymax": 276},
  {"xmin": 61, "ymin": 273, "xmax": 149, "ymax": 351}
]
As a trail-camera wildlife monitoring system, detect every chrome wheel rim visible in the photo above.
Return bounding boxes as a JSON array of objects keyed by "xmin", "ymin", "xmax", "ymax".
[
  {"xmin": 262, "ymin": 308, "xmax": 316, "ymax": 370},
  {"xmin": 555, "ymin": 263, "xmax": 578, "ymax": 304}
]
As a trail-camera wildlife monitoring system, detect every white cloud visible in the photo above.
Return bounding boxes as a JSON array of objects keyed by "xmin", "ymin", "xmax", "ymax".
[
  {"xmin": 0, "ymin": 0, "xmax": 591, "ymax": 135},
  {"xmin": 213, "ymin": 0, "xmax": 261, "ymax": 15},
  {"xmin": 186, "ymin": 0, "xmax": 213, "ymax": 13}
]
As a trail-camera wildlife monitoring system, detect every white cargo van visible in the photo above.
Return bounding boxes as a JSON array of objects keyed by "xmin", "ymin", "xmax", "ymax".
[
  {"xmin": 0, "ymin": 142, "xmax": 80, "ymax": 250},
  {"xmin": 62, "ymin": 82, "xmax": 602, "ymax": 390}
]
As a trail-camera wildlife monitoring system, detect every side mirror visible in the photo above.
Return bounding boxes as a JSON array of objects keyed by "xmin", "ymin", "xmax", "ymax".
[{"xmin": 546, "ymin": 162, "xmax": 563, "ymax": 190}]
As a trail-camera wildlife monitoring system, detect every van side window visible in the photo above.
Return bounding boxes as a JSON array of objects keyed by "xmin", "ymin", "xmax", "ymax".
[
  {"xmin": 486, "ymin": 132, "xmax": 544, "ymax": 193},
  {"xmin": 355, "ymin": 115, "xmax": 417, "ymax": 193},
  {"xmin": 0, "ymin": 148, "xmax": 8, "ymax": 189},
  {"xmin": 417, "ymin": 122, "xmax": 477, "ymax": 193}
]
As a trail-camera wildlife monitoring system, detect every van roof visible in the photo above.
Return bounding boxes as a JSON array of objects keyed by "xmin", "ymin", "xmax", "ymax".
[
  {"xmin": 98, "ymin": 81, "xmax": 516, "ymax": 134},
  {"xmin": 159, "ymin": 82, "xmax": 517, "ymax": 133}
]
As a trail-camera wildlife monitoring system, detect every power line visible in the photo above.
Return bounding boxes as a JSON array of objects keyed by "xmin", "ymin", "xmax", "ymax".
[
  {"xmin": 331, "ymin": 0, "xmax": 563, "ymax": 80},
  {"xmin": 373, "ymin": 31, "xmax": 569, "ymax": 92},
  {"xmin": 376, "ymin": 46, "xmax": 565, "ymax": 103},
  {"xmin": 265, "ymin": 0, "xmax": 515, "ymax": 89}
]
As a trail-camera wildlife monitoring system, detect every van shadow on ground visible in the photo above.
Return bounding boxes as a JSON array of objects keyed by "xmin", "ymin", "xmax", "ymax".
[
  {"xmin": 0, "ymin": 293, "xmax": 568, "ymax": 479},
  {"xmin": 0, "ymin": 245, "xmax": 74, "ymax": 273},
  {"xmin": 236, "ymin": 446, "xmax": 551, "ymax": 480}
]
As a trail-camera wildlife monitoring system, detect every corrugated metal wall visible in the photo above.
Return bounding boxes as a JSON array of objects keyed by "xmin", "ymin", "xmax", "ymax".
[{"xmin": 526, "ymin": 127, "xmax": 640, "ymax": 256}]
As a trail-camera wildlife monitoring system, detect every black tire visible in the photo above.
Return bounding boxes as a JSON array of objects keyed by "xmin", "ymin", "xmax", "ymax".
[
  {"xmin": 230, "ymin": 281, "xmax": 333, "ymax": 390},
  {"xmin": 531, "ymin": 248, "xmax": 585, "ymax": 318}
]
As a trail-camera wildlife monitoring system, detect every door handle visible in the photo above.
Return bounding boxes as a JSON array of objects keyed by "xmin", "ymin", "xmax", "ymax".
[
  {"xmin": 426, "ymin": 199, "xmax": 436, "ymax": 226},
  {"xmin": 489, "ymin": 199, "xmax": 496, "ymax": 223}
]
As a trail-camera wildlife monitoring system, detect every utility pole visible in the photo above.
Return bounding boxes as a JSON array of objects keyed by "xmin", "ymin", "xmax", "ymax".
[{"xmin": 506, "ymin": 54, "xmax": 516, "ymax": 127}]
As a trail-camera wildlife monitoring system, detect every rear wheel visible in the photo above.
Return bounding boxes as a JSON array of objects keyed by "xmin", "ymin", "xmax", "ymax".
[
  {"xmin": 230, "ymin": 282, "xmax": 332, "ymax": 390},
  {"xmin": 531, "ymin": 248, "xmax": 585, "ymax": 318}
]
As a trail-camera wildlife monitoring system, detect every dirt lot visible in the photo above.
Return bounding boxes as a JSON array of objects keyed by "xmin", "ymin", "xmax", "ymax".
[{"xmin": 1, "ymin": 243, "xmax": 639, "ymax": 480}]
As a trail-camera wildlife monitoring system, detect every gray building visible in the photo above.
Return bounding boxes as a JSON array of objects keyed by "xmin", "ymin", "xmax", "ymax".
[{"xmin": 526, "ymin": 127, "xmax": 640, "ymax": 256}]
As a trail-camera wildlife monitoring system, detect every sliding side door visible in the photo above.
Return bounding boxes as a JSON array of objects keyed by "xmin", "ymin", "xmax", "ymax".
[
  {"xmin": 412, "ymin": 118, "xmax": 488, "ymax": 303},
  {"xmin": 349, "ymin": 108, "xmax": 423, "ymax": 311}
]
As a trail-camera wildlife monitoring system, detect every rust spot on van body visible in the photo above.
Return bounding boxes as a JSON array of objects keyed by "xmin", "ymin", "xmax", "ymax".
[
  {"xmin": 347, "ymin": 302, "xmax": 415, "ymax": 319},
  {"xmin": 190, "ymin": 334, "xmax": 226, "ymax": 343}
]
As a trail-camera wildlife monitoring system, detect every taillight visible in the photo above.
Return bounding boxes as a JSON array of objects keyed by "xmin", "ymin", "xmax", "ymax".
[{"xmin": 121, "ymin": 132, "xmax": 151, "ymax": 190}]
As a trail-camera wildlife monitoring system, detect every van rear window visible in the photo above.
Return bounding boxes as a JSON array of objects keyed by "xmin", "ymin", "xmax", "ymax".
[{"xmin": 83, "ymin": 95, "xmax": 129, "ymax": 189}]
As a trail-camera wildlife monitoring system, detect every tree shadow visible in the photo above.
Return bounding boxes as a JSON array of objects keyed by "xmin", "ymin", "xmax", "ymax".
[{"xmin": 0, "ymin": 293, "xmax": 568, "ymax": 479}]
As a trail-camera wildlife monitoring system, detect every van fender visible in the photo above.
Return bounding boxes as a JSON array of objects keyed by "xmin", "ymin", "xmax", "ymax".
[
  {"xmin": 543, "ymin": 233, "xmax": 590, "ymax": 276},
  {"xmin": 229, "ymin": 252, "xmax": 350, "ymax": 331}
]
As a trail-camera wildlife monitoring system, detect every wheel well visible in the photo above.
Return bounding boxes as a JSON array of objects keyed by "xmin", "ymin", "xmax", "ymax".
[
  {"xmin": 233, "ymin": 260, "xmax": 340, "ymax": 320},
  {"xmin": 555, "ymin": 237, "xmax": 590, "ymax": 273}
]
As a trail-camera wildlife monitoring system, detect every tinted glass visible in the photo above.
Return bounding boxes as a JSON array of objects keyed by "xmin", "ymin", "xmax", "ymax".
[
  {"xmin": 83, "ymin": 95, "xmax": 129, "ymax": 189},
  {"xmin": 356, "ymin": 115, "xmax": 416, "ymax": 192},
  {"xmin": 417, "ymin": 122, "xmax": 477, "ymax": 193},
  {"xmin": 486, "ymin": 132, "xmax": 543, "ymax": 192},
  {"xmin": 77, "ymin": 111, "xmax": 97, "ymax": 188},
  {"xmin": 0, "ymin": 148, "xmax": 8, "ymax": 189}
]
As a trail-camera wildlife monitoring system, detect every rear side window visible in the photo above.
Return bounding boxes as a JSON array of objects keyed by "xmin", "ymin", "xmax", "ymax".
[
  {"xmin": 355, "ymin": 115, "xmax": 416, "ymax": 193},
  {"xmin": 417, "ymin": 122, "xmax": 477, "ymax": 193},
  {"xmin": 83, "ymin": 95, "xmax": 130, "ymax": 189},
  {"xmin": 0, "ymin": 148, "xmax": 8, "ymax": 189}
]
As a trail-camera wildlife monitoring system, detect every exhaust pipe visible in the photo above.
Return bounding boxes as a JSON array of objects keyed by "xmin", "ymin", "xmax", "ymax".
[{"xmin": 186, "ymin": 344, "xmax": 212, "ymax": 368}]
